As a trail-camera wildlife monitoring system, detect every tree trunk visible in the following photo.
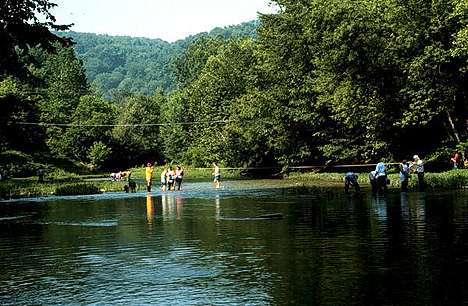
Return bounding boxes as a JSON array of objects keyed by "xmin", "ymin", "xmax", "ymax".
[{"xmin": 446, "ymin": 110, "xmax": 460, "ymax": 143}]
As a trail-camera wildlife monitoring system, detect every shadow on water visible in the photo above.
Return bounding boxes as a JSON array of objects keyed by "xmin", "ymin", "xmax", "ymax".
[{"xmin": 0, "ymin": 181, "xmax": 467, "ymax": 305}]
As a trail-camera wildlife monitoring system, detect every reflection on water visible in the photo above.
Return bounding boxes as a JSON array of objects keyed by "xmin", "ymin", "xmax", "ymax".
[
  {"xmin": 160, "ymin": 194, "xmax": 184, "ymax": 221},
  {"xmin": 215, "ymin": 195, "xmax": 221, "ymax": 221},
  {"xmin": 0, "ymin": 186, "xmax": 468, "ymax": 305},
  {"xmin": 146, "ymin": 195, "xmax": 154, "ymax": 225}
]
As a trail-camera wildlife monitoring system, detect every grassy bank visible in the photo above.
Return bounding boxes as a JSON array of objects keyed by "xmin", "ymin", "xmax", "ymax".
[
  {"xmin": 0, "ymin": 166, "xmax": 242, "ymax": 199},
  {"xmin": 0, "ymin": 177, "xmax": 143, "ymax": 199},
  {"xmin": 127, "ymin": 166, "xmax": 243, "ymax": 181},
  {"xmin": 3, "ymin": 168, "xmax": 468, "ymax": 200},
  {"xmin": 286, "ymin": 169, "xmax": 468, "ymax": 191}
]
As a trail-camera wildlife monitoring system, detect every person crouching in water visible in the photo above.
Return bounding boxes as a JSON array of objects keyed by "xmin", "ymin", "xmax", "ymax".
[
  {"xmin": 344, "ymin": 172, "xmax": 360, "ymax": 194},
  {"xmin": 160, "ymin": 167, "xmax": 168, "ymax": 192},
  {"xmin": 166, "ymin": 167, "xmax": 175, "ymax": 191},
  {"xmin": 368, "ymin": 170, "xmax": 377, "ymax": 194},
  {"xmin": 399, "ymin": 160, "xmax": 410, "ymax": 192},
  {"xmin": 145, "ymin": 162, "xmax": 154, "ymax": 192},
  {"xmin": 375, "ymin": 161, "xmax": 388, "ymax": 194},
  {"xmin": 175, "ymin": 166, "xmax": 184, "ymax": 191}
]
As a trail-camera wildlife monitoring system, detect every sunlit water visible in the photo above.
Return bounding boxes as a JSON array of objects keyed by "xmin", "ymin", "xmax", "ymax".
[{"xmin": 1, "ymin": 181, "xmax": 468, "ymax": 305}]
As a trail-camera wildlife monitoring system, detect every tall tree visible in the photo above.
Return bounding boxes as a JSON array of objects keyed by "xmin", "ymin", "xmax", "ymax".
[{"xmin": 0, "ymin": 0, "xmax": 71, "ymax": 78}]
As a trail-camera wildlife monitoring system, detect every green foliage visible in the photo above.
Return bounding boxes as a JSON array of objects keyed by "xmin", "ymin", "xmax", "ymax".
[
  {"xmin": 0, "ymin": 150, "xmax": 41, "ymax": 177},
  {"xmin": 4, "ymin": 1, "xmax": 468, "ymax": 174},
  {"xmin": 57, "ymin": 95, "xmax": 115, "ymax": 161},
  {"xmin": 288, "ymin": 169, "xmax": 468, "ymax": 191},
  {"xmin": 55, "ymin": 183, "xmax": 101, "ymax": 196},
  {"xmin": 112, "ymin": 92, "xmax": 164, "ymax": 166},
  {"xmin": 159, "ymin": 91, "xmax": 189, "ymax": 162},
  {"xmin": 55, "ymin": 21, "xmax": 259, "ymax": 98},
  {"xmin": 88, "ymin": 141, "xmax": 112, "ymax": 170},
  {"xmin": 0, "ymin": 0, "xmax": 71, "ymax": 78},
  {"xmin": 0, "ymin": 77, "xmax": 45, "ymax": 152}
]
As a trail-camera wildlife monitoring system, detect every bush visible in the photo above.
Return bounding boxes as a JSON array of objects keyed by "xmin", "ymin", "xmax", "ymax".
[
  {"xmin": 88, "ymin": 141, "xmax": 112, "ymax": 170},
  {"xmin": 47, "ymin": 168, "xmax": 80, "ymax": 182},
  {"xmin": 0, "ymin": 150, "xmax": 44, "ymax": 177},
  {"xmin": 55, "ymin": 183, "xmax": 101, "ymax": 196},
  {"xmin": 287, "ymin": 169, "xmax": 468, "ymax": 191}
]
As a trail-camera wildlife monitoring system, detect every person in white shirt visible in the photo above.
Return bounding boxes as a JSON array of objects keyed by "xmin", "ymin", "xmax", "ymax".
[{"xmin": 412, "ymin": 155, "xmax": 425, "ymax": 191}]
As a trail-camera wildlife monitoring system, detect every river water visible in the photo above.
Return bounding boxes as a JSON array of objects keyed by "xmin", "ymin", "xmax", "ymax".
[{"xmin": 0, "ymin": 181, "xmax": 467, "ymax": 305}]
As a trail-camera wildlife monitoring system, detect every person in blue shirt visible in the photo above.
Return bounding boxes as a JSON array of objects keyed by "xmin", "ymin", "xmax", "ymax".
[
  {"xmin": 399, "ymin": 160, "xmax": 410, "ymax": 192},
  {"xmin": 375, "ymin": 162, "xmax": 388, "ymax": 193},
  {"xmin": 344, "ymin": 172, "xmax": 360, "ymax": 194}
]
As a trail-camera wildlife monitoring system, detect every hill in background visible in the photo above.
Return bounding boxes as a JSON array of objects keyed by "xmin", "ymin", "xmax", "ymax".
[{"xmin": 57, "ymin": 20, "xmax": 259, "ymax": 98}]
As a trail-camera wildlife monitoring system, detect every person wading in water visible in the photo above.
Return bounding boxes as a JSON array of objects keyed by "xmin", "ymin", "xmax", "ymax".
[{"xmin": 145, "ymin": 162, "xmax": 154, "ymax": 192}]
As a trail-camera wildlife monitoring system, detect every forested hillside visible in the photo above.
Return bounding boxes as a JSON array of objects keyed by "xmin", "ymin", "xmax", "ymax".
[
  {"xmin": 56, "ymin": 21, "xmax": 259, "ymax": 98},
  {"xmin": 2, "ymin": 0, "xmax": 468, "ymax": 177}
]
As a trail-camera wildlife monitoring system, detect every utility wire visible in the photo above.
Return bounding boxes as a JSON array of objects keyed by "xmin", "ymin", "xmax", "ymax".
[{"xmin": 12, "ymin": 119, "xmax": 238, "ymax": 127}]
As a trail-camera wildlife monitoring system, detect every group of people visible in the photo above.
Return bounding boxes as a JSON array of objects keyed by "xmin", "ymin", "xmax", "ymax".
[
  {"xmin": 110, "ymin": 170, "xmax": 131, "ymax": 182},
  {"xmin": 344, "ymin": 154, "xmax": 426, "ymax": 194},
  {"xmin": 158, "ymin": 166, "xmax": 184, "ymax": 192},
  {"xmin": 145, "ymin": 161, "xmax": 222, "ymax": 192},
  {"xmin": 145, "ymin": 163, "xmax": 184, "ymax": 192}
]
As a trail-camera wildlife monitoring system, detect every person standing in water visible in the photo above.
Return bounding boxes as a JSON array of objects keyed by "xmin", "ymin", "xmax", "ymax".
[
  {"xmin": 368, "ymin": 170, "xmax": 377, "ymax": 194},
  {"xmin": 399, "ymin": 160, "xmax": 410, "ymax": 192},
  {"xmin": 145, "ymin": 162, "xmax": 154, "ymax": 192},
  {"xmin": 175, "ymin": 166, "xmax": 184, "ymax": 191},
  {"xmin": 212, "ymin": 162, "xmax": 221, "ymax": 189},
  {"xmin": 412, "ymin": 155, "xmax": 425, "ymax": 191},
  {"xmin": 166, "ymin": 166, "xmax": 175, "ymax": 191},
  {"xmin": 160, "ymin": 167, "xmax": 168, "ymax": 192},
  {"xmin": 375, "ymin": 161, "xmax": 388, "ymax": 194}
]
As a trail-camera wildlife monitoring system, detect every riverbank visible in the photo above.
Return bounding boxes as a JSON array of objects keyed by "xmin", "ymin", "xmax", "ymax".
[
  {"xmin": 2, "ymin": 169, "xmax": 468, "ymax": 200},
  {"xmin": 286, "ymin": 169, "xmax": 468, "ymax": 191}
]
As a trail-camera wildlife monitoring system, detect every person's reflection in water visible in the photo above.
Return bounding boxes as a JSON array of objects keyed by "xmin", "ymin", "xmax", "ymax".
[
  {"xmin": 176, "ymin": 196, "xmax": 183, "ymax": 220},
  {"xmin": 161, "ymin": 194, "xmax": 176, "ymax": 221},
  {"xmin": 215, "ymin": 195, "xmax": 221, "ymax": 221},
  {"xmin": 400, "ymin": 191, "xmax": 410, "ymax": 222},
  {"xmin": 161, "ymin": 193, "xmax": 168, "ymax": 220},
  {"xmin": 371, "ymin": 195, "xmax": 388, "ymax": 221},
  {"xmin": 146, "ymin": 194, "xmax": 154, "ymax": 226}
]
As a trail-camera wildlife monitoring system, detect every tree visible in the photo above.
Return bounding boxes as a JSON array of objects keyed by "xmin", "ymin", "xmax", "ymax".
[
  {"xmin": 112, "ymin": 92, "xmax": 165, "ymax": 166},
  {"xmin": 56, "ymin": 95, "xmax": 116, "ymax": 162},
  {"xmin": 0, "ymin": 0, "xmax": 71, "ymax": 78},
  {"xmin": 0, "ymin": 77, "xmax": 45, "ymax": 152},
  {"xmin": 88, "ymin": 141, "xmax": 112, "ymax": 170}
]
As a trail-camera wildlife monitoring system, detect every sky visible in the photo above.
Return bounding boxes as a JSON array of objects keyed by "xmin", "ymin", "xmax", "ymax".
[{"xmin": 52, "ymin": 0, "xmax": 277, "ymax": 42}]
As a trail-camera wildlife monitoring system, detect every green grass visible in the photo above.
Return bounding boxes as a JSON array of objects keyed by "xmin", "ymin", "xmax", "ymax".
[
  {"xmin": 287, "ymin": 169, "xmax": 468, "ymax": 191},
  {"xmin": 0, "ymin": 177, "xmax": 130, "ymax": 199},
  {"xmin": 128, "ymin": 166, "xmax": 243, "ymax": 181},
  {"xmin": 55, "ymin": 183, "xmax": 101, "ymax": 196},
  {"xmin": 3, "ymin": 168, "xmax": 468, "ymax": 200}
]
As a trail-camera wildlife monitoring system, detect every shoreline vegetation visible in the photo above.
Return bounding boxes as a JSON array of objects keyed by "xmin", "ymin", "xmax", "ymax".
[{"xmin": 2, "ymin": 167, "xmax": 468, "ymax": 200}]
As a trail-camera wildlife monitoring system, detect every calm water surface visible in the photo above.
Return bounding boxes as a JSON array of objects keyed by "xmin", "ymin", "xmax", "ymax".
[{"xmin": 1, "ymin": 181, "xmax": 468, "ymax": 305}]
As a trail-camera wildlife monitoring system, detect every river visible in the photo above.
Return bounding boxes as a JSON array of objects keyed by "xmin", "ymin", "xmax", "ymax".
[{"xmin": 0, "ymin": 181, "xmax": 467, "ymax": 305}]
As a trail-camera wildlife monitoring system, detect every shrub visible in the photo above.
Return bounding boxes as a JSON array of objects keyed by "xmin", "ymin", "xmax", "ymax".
[
  {"xmin": 47, "ymin": 168, "xmax": 80, "ymax": 182},
  {"xmin": 88, "ymin": 141, "xmax": 112, "ymax": 170},
  {"xmin": 0, "ymin": 150, "xmax": 43, "ymax": 177},
  {"xmin": 55, "ymin": 183, "xmax": 101, "ymax": 196}
]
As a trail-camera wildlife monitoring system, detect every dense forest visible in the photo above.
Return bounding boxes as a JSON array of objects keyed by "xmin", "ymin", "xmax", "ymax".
[
  {"xmin": 1, "ymin": 0, "xmax": 468, "ymax": 177},
  {"xmin": 55, "ymin": 20, "xmax": 259, "ymax": 98}
]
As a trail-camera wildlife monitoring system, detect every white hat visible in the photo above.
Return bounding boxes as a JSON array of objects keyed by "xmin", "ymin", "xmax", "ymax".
[{"xmin": 413, "ymin": 155, "xmax": 419, "ymax": 160}]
